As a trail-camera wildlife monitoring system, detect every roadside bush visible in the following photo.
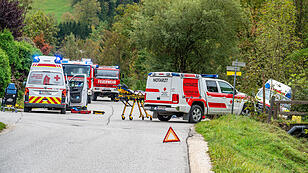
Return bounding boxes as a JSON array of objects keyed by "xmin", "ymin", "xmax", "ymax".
[
  {"xmin": 0, "ymin": 48, "xmax": 11, "ymax": 97},
  {"xmin": 0, "ymin": 29, "xmax": 19, "ymax": 68}
]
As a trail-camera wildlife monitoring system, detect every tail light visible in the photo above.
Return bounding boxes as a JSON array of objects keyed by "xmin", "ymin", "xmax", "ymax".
[
  {"xmin": 62, "ymin": 89, "xmax": 67, "ymax": 97},
  {"xmin": 172, "ymin": 94, "xmax": 179, "ymax": 104},
  {"xmin": 24, "ymin": 88, "xmax": 29, "ymax": 101},
  {"xmin": 144, "ymin": 93, "xmax": 147, "ymax": 100},
  {"xmin": 62, "ymin": 89, "xmax": 66, "ymax": 103}
]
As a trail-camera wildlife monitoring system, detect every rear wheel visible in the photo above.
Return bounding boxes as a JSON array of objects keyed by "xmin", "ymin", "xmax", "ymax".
[
  {"xmin": 60, "ymin": 108, "xmax": 66, "ymax": 114},
  {"xmin": 157, "ymin": 114, "xmax": 172, "ymax": 121},
  {"xmin": 92, "ymin": 93, "xmax": 98, "ymax": 101},
  {"xmin": 88, "ymin": 95, "xmax": 92, "ymax": 104},
  {"xmin": 24, "ymin": 107, "xmax": 31, "ymax": 112},
  {"xmin": 189, "ymin": 105, "xmax": 203, "ymax": 123}
]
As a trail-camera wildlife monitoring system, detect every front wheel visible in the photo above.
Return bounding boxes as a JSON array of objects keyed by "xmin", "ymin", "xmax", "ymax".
[
  {"xmin": 60, "ymin": 108, "xmax": 66, "ymax": 114},
  {"xmin": 157, "ymin": 114, "xmax": 172, "ymax": 121},
  {"xmin": 189, "ymin": 105, "xmax": 203, "ymax": 123},
  {"xmin": 24, "ymin": 107, "xmax": 31, "ymax": 112},
  {"xmin": 88, "ymin": 95, "xmax": 92, "ymax": 104},
  {"xmin": 92, "ymin": 93, "xmax": 98, "ymax": 101}
]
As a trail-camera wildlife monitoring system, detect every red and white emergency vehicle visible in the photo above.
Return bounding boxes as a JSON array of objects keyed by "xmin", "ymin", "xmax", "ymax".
[
  {"xmin": 24, "ymin": 56, "xmax": 67, "ymax": 114},
  {"xmin": 92, "ymin": 66, "xmax": 120, "ymax": 101},
  {"xmin": 144, "ymin": 72, "xmax": 248, "ymax": 123},
  {"xmin": 62, "ymin": 58, "xmax": 95, "ymax": 103}
]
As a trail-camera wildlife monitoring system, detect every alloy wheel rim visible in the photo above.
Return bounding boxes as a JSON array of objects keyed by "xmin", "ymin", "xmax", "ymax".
[{"xmin": 192, "ymin": 108, "xmax": 201, "ymax": 121}]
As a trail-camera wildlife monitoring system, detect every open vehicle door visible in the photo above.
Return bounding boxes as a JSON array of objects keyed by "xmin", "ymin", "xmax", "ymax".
[{"xmin": 68, "ymin": 74, "xmax": 88, "ymax": 108}]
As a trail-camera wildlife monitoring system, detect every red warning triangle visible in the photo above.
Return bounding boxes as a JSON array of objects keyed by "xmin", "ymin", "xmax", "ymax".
[{"xmin": 163, "ymin": 127, "xmax": 180, "ymax": 143}]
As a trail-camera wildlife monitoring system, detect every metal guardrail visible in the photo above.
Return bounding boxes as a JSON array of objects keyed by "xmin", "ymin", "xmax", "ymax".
[{"xmin": 268, "ymin": 96, "xmax": 308, "ymax": 122}]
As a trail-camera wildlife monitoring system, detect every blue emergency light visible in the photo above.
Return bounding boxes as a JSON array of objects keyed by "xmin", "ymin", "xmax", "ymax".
[
  {"xmin": 265, "ymin": 83, "xmax": 270, "ymax": 89},
  {"xmin": 32, "ymin": 55, "xmax": 40, "ymax": 63},
  {"xmin": 54, "ymin": 55, "xmax": 63, "ymax": 64},
  {"xmin": 201, "ymin": 74, "xmax": 219, "ymax": 78}
]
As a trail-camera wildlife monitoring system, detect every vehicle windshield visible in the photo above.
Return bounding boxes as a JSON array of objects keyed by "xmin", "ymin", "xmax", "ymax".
[
  {"xmin": 28, "ymin": 71, "xmax": 64, "ymax": 86},
  {"xmin": 63, "ymin": 64, "xmax": 90, "ymax": 77},
  {"xmin": 96, "ymin": 70, "xmax": 119, "ymax": 79}
]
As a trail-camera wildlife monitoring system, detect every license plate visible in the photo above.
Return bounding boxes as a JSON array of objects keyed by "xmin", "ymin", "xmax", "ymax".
[
  {"xmin": 157, "ymin": 106, "xmax": 166, "ymax": 110},
  {"xmin": 39, "ymin": 91, "xmax": 52, "ymax": 95}
]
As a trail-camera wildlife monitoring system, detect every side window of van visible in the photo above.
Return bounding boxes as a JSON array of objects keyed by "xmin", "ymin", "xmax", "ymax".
[
  {"xmin": 206, "ymin": 80, "xmax": 218, "ymax": 92},
  {"xmin": 218, "ymin": 81, "xmax": 233, "ymax": 94}
]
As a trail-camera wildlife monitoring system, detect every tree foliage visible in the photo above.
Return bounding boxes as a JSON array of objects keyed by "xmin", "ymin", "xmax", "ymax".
[
  {"xmin": 23, "ymin": 10, "xmax": 59, "ymax": 45},
  {"xmin": 73, "ymin": 0, "xmax": 101, "ymax": 26},
  {"xmin": 57, "ymin": 21, "xmax": 92, "ymax": 43},
  {"xmin": 132, "ymin": 0, "xmax": 244, "ymax": 73},
  {"xmin": 0, "ymin": 0, "xmax": 25, "ymax": 38},
  {"xmin": 0, "ymin": 48, "xmax": 11, "ymax": 96}
]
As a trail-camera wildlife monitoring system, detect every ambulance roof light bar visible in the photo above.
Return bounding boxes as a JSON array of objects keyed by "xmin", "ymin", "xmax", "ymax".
[
  {"xmin": 32, "ymin": 55, "xmax": 40, "ymax": 63},
  {"xmin": 201, "ymin": 74, "xmax": 219, "ymax": 78}
]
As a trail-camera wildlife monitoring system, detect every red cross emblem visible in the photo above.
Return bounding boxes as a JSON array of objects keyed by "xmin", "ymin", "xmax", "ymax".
[
  {"xmin": 163, "ymin": 87, "xmax": 166, "ymax": 91},
  {"xmin": 54, "ymin": 75, "xmax": 60, "ymax": 81}
]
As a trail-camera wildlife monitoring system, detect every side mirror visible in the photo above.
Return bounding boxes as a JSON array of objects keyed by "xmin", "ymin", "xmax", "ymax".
[
  {"xmin": 22, "ymin": 81, "xmax": 27, "ymax": 86},
  {"xmin": 121, "ymin": 73, "xmax": 125, "ymax": 79}
]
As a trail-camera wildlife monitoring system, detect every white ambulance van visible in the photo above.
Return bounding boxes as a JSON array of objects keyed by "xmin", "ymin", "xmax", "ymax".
[
  {"xmin": 255, "ymin": 79, "xmax": 292, "ymax": 112},
  {"xmin": 24, "ymin": 56, "xmax": 68, "ymax": 114},
  {"xmin": 144, "ymin": 72, "xmax": 248, "ymax": 123}
]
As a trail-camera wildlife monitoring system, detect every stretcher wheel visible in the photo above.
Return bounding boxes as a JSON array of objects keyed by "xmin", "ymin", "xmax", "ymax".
[
  {"xmin": 122, "ymin": 115, "xmax": 125, "ymax": 120},
  {"xmin": 129, "ymin": 116, "xmax": 133, "ymax": 120}
]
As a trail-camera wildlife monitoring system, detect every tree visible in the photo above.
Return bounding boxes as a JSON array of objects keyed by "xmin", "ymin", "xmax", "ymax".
[
  {"xmin": 23, "ymin": 10, "xmax": 59, "ymax": 45},
  {"xmin": 33, "ymin": 33, "xmax": 53, "ymax": 55},
  {"xmin": 57, "ymin": 21, "xmax": 92, "ymax": 43},
  {"xmin": 0, "ymin": 48, "xmax": 11, "ymax": 96},
  {"xmin": 132, "ymin": 0, "xmax": 244, "ymax": 73},
  {"xmin": 73, "ymin": 0, "xmax": 101, "ymax": 26},
  {"xmin": 0, "ymin": 0, "xmax": 25, "ymax": 38},
  {"xmin": 18, "ymin": 0, "xmax": 33, "ymax": 13}
]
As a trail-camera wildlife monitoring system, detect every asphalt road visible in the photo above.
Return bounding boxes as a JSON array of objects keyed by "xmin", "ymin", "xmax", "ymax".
[{"xmin": 0, "ymin": 98, "xmax": 193, "ymax": 173}]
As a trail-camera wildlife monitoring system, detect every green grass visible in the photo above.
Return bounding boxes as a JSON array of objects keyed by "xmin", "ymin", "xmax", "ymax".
[
  {"xmin": 0, "ymin": 122, "xmax": 6, "ymax": 132},
  {"xmin": 195, "ymin": 115, "xmax": 308, "ymax": 173},
  {"xmin": 32, "ymin": 0, "xmax": 73, "ymax": 22}
]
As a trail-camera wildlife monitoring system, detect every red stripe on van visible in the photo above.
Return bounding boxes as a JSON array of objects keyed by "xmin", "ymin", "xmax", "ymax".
[
  {"xmin": 207, "ymin": 92, "xmax": 246, "ymax": 99},
  {"xmin": 36, "ymin": 64, "xmax": 57, "ymax": 67},
  {"xmin": 145, "ymin": 88, "xmax": 160, "ymax": 92},
  {"xmin": 184, "ymin": 74, "xmax": 196, "ymax": 78},
  {"xmin": 208, "ymin": 102, "xmax": 227, "ymax": 108}
]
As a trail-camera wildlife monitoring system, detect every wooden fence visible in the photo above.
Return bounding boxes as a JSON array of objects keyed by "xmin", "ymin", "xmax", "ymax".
[{"xmin": 268, "ymin": 96, "xmax": 308, "ymax": 122}]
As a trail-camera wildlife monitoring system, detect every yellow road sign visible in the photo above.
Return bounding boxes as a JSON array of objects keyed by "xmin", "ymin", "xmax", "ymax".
[{"xmin": 227, "ymin": 71, "xmax": 242, "ymax": 76}]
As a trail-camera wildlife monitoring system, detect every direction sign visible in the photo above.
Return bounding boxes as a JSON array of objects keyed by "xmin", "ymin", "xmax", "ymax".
[
  {"xmin": 232, "ymin": 61, "xmax": 246, "ymax": 67},
  {"xmin": 227, "ymin": 71, "xmax": 242, "ymax": 76},
  {"xmin": 227, "ymin": 66, "xmax": 241, "ymax": 71}
]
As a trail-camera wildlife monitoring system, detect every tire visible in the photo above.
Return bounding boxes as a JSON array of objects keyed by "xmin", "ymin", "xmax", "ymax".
[
  {"xmin": 189, "ymin": 105, "xmax": 203, "ymax": 123},
  {"xmin": 92, "ymin": 93, "xmax": 97, "ymax": 101},
  {"xmin": 157, "ymin": 114, "xmax": 172, "ymax": 121},
  {"xmin": 60, "ymin": 108, "xmax": 66, "ymax": 114},
  {"xmin": 24, "ymin": 107, "xmax": 31, "ymax": 112},
  {"xmin": 241, "ymin": 104, "xmax": 250, "ymax": 116},
  {"xmin": 88, "ymin": 95, "xmax": 92, "ymax": 104}
]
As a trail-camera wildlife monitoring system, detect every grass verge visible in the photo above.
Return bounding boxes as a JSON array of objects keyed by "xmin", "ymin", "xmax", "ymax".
[
  {"xmin": 32, "ymin": 0, "xmax": 73, "ymax": 22},
  {"xmin": 195, "ymin": 115, "xmax": 308, "ymax": 173},
  {"xmin": 0, "ymin": 122, "xmax": 6, "ymax": 132}
]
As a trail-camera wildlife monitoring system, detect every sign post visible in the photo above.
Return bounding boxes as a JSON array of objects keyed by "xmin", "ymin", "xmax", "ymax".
[{"xmin": 227, "ymin": 60, "xmax": 246, "ymax": 114}]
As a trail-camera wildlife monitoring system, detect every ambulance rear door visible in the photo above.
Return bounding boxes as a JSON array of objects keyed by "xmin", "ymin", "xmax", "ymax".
[{"xmin": 145, "ymin": 72, "xmax": 174, "ymax": 104}]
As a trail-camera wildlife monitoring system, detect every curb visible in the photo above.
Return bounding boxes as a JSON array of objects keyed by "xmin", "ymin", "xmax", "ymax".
[{"xmin": 187, "ymin": 126, "xmax": 213, "ymax": 173}]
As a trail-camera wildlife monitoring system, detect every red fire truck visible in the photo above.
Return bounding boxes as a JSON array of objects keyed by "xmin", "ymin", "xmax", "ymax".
[
  {"xmin": 92, "ymin": 66, "xmax": 120, "ymax": 101},
  {"xmin": 62, "ymin": 58, "xmax": 96, "ymax": 103}
]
